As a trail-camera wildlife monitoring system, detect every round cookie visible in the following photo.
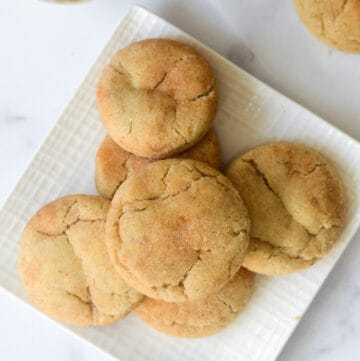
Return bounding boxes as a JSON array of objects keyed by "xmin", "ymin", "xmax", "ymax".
[
  {"xmin": 19, "ymin": 195, "xmax": 143, "ymax": 326},
  {"xmin": 106, "ymin": 159, "xmax": 249, "ymax": 302},
  {"xmin": 136, "ymin": 268, "xmax": 255, "ymax": 338},
  {"xmin": 293, "ymin": 0, "xmax": 360, "ymax": 52},
  {"xmin": 225, "ymin": 142, "xmax": 345, "ymax": 275},
  {"xmin": 95, "ymin": 129, "xmax": 222, "ymax": 199},
  {"xmin": 96, "ymin": 38, "xmax": 218, "ymax": 159}
]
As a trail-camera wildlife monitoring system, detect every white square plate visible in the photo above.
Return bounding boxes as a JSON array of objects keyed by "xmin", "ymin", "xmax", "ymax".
[{"xmin": 1, "ymin": 5, "xmax": 359, "ymax": 361}]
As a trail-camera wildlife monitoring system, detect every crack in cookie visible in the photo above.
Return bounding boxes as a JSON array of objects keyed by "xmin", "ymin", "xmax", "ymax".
[
  {"xmin": 19, "ymin": 195, "xmax": 143, "ymax": 326},
  {"xmin": 226, "ymin": 142, "xmax": 345, "ymax": 275},
  {"xmin": 293, "ymin": 0, "xmax": 360, "ymax": 53},
  {"xmin": 97, "ymin": 39, "xmax": 218, "ymax": 158},
  {"xmin": 135, "ymin": 268, "xmax": 255, "ymax": 337},
  {"xmin": 106, "ymin": 159, "xmax": 250, "ymax": 302}
]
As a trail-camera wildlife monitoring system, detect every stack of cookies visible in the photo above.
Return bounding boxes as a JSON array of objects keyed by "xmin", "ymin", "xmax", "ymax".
[{"xmin": 18, "ymin": 39, "xmax": 346, "ymax": 337}]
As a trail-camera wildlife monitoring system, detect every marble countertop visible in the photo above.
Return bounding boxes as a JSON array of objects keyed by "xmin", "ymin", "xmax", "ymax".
[{"xmin": 0, "ymin": 0, "xmax": 359, "ymax": 360}]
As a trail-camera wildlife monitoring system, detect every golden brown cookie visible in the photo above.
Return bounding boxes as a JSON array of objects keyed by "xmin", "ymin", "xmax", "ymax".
[
  {"xmin": 106, "ymin": 159, "xmax": 249, "ymax": 302},
  {"xmin": 95, "ymin": 129, "xmax": 222, "ymax": 199},
  {"xmin": 179, "ymin": 128, "xmax": 222, "ymax": 168},
  {"xmin": 95, "ymin": 136, "xmax": 151, "ymax": 200},
  {"xmin": 293, "ymin": 0, "xmax": 360, "ymax": 52},
  {"xmin": 226, "ymin": 142, "xmax": 345, "ymax": 275},
  {"xmin": 136, "ymin": 268, "xmax": 255, "ymax": 338},
  {"xmin": 96, "ymin": 38, "xmax": 218, "ymax": 159},
  {"xmin": 19, "ymin": 195, "xmax": 143, "ymax": 326}
]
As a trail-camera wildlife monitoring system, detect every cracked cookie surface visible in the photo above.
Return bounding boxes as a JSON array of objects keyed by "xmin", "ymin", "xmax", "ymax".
[
  {"xmin": 293, "ymin": 0, "xmax": 360, "ymax": 52},
  {"xmin": 105, "ymin": 159, "xmax": 250, "ymax": 302},
  {"xmin": 96, "ymin": 38, "xmax": 218, "ymax": 159},
  {"xmin": 19, "ymin": 195, "xmax": 143, "ymax": 326},
  {"xmin": 136, "ymin": 268, "xmax": 254, "ymax": 338},
  {"xmin": 95, "ymin": 129, "xmax": 222, "ymax": 199},
  {"xmin": 226, "ymin": 142, "xmax": 345, "ymax": 275}
]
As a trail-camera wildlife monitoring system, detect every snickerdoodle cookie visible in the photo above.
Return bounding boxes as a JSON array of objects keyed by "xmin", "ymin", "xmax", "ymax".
[
  {"xmin": 95, "ymin": 129, "xmax": 222, "ymax": 199},
  {"xmin": 105, "ymin": 159, "xmax": 249, "ymax": 302},
  {"xmin": 225, "ymin": 142, "xmax": 345, "ymax": 275},
  {"xmin": 136, "ymin": 268, "xmax": 254, "ymax": 338},
  {"xmin": 96, "ymin": 38, "xmax": 218, "ymax": 159},
  {"xmin": 293, "ymin": 0, "xmax": 360, "ymax": 52},
  {"xmin": 19, "ymin": 195, "xmax": 143, "ymax": 326}
]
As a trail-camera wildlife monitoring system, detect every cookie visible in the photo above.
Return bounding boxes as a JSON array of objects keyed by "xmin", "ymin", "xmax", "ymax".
[
  {"xmin": 95, "ymin": 129, "xmax": 222, "ymax": 199},
  {"xmin": 136, "ymin": 268, "xmax": 255, "ymax": 338},
  {"xmin": 95, "ymin": 136, "xmax": 151, "ymax": 200},
  {"xmin": 179, "ymin": 128, "xmax": 222, "ymax": 168},
  {"xmin": 96, "ymin": 38, "xmax": 218, "ymax": 159},
  {"xmin": 293, "ymin": 0, "xmax": 360, "ymax": 52},
  {"xmin": 106, "ymin": 159, "xmax": 249, "ymax": 302},
  {"xmin": 225, "ymin": 142, "xmax": 345, "ymax": 275},
  {"xmin": 19, "ymin": 195, "xmax": 143, "ymax": 326}
]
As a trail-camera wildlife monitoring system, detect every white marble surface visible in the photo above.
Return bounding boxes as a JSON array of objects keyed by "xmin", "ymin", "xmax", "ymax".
[{"xmin": 0, "ymin": 0, "xmax": 359, "ymax": 360}]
